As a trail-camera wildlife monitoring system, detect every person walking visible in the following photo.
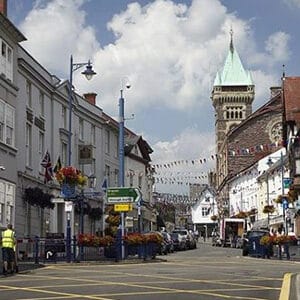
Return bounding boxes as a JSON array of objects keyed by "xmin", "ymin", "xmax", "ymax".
[{"xmin": 1, "ymin": 224, "xmax": 16, "ymax": 275}]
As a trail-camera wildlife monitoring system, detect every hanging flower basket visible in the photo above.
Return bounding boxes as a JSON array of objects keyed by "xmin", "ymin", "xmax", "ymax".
[
  {"xmin": 55, "ymin": 166, "xmax": 87, "ymax": 187},
  {"xmin": 23, "ymin": 187, "xmax": 54, "ymax": 209},
  {"xmin": 248, "ymin": 208, "xmax": 258, "ymax": 215},
  {"xmin": 263, "ymin": 205, "xmax": 275, "ymax": 214},
  {"xmin": 235, "ymin": 211, "xmax": 248, "ymax": 218},
  {"xmin": 210, "ymin": 215, "xmax": 218, "ymax": 221}
]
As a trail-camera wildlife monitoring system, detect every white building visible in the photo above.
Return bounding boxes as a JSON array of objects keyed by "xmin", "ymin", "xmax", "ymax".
[{"xmin": 190, "ymin": 184, "xmax": 217, "ymax": 236}]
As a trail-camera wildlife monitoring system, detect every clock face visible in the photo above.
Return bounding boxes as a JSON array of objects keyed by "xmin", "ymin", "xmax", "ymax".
[{"xmin": 269, "ymin": 122, "xmax": 282, "ymax": 143}]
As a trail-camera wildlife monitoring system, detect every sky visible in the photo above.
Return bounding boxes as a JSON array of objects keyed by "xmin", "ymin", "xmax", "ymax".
[{"xmin": 8, "ymin": 0, "xmax": 300, "ymax": 194}]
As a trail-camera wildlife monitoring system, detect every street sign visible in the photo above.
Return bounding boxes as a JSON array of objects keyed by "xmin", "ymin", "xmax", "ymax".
[
  {"xmin": 65, "ymin": 201, "xmax": 73, "ymax": 212},
  {"xmin": 107, "ymin": 187, "xmax": 141, "ymax": 203},
  {"xmin": 282, "ymin": 198, "xmax": 288, "ymax": 209},
  {"xmin": 82, "ymin": 191, "xmax": 103, "ymax": 197},
  {"xmin": 114, "ymin": 203, "xmax": 133, "ymax": 212}
]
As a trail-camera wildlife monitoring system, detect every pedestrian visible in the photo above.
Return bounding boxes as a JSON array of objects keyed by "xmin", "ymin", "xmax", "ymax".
[{"xmin": 1, "ymin": 224, "xmax": 16, "ymax": 275}]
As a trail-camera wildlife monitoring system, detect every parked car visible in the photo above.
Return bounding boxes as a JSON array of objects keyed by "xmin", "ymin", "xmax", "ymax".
[
  {"xmin": 172, "ymin": 229, "xmax": 194, "ymax": 249},
  {"xmin": 161, "ymin": 231, "xmax": 174, "ymax": 253},
  {"xmin": 170, "ymin": 232, "xmax": 186, "ymax": 251}
]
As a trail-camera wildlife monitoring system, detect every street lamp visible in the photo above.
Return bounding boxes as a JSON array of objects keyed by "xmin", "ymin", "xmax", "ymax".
[
  {"xmin": 118, "ymin": 77, "xmax": 131, "ymax": 260},
  {"xmin": 66, "ymin": 55, "xmax": 96, "ymax": 263},
  {"xmin": 67, "ymin": 55, "xmax": 96, "ymax": 165}
]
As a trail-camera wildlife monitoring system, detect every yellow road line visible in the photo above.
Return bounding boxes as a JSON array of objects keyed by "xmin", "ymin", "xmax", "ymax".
[
  {"xmin": 279, "ymin": 273, "xmax": 292, "ymax": 300},
  {"xmin": 0, "ymin": 285, "xmax": 112, "ymax": 300}
]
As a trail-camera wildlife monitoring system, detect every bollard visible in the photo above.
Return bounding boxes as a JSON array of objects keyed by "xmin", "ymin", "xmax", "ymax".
[
  {"xmin": 73, "ymin": 235, "xmax": 77, "ymax": 262},
  {"xmin": 34, "ymin": 236, "xmax": 39, "ymax": 265}
]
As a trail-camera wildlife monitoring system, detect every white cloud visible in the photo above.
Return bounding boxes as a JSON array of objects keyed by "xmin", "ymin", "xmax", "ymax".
[
  {"xmin": 20, "ymin": 0, "xmax": 99, "ymax": 75},
  {"xmin": 151, "ymin": 127, "xmax": 215, "ymax": 193},
  {"xmin": 265, "ymin": 32, "xmax": 291, "ymax": 63}
]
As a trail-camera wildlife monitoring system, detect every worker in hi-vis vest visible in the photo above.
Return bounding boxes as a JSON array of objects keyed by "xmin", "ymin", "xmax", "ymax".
[{"xmin": 1, "ymin": 224, "xmax": 16, "ymax": 275}]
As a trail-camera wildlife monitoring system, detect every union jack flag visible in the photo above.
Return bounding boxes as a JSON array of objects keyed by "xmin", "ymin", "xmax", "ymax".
[{"xmin": 41, "ymin": 150, "xmax": 53, "ymax": 183}]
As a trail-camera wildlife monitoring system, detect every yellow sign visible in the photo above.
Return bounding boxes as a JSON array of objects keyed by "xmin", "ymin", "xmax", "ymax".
[{"xmin": 114, "ymin": 203, "xmax": 133, "ymax": 212}]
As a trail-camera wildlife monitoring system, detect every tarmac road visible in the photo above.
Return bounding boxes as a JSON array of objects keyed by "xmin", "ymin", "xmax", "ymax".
[{"xmin": 0, "ymin": 241, "xmax": 298, "ymax": 300}]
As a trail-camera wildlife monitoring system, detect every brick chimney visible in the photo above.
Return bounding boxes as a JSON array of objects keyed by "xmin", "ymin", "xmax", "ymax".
[
  {"xmin": 0, "ymin": 0, "xmax": 7, "ymax": 16},
  {"xmin": 83, "ymin": 93, "xmax": 97, "ymax": 106}
]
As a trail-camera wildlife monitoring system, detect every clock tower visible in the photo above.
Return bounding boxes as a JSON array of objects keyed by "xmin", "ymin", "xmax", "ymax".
[{"xmin": 211, "ymin": 30, "xmax": 255, "ymax": 187}]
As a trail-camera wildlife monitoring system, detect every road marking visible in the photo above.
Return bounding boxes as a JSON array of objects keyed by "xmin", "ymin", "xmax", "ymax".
[
  {"xmin": 0, "ymin": 284, "xmax": 112, "ymax": 300},
  {"xmin": 279, "ymin": 273, "xmax": 291, "ymax": 300}
]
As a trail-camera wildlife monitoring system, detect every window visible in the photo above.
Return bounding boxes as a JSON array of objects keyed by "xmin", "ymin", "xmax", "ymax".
[
  {"xmin": 26, "ymin": 80, "xmax": 32, "ymax": 108},
  {"xmin": 91, "ymin": 124, "xmax": 96, "ymax": 145},
  {"xmin": 62, "ymin": 106, "xmax": 67, "ymax": 129},
  {"xmin": 38, "ymin": 131, "xmax": 44, "ymax": 173},
  {"xmin": 202, "ymin": 207, "xmax": 209, "ymax": 216},
  {"xmin": 79, "ymin": 118, "xmax": 84, "ymax": 140},
  {"xmin": 113, "ymin": 134, "xmax": 118, "ymax": 158},
  {"xmin": 91, "ymin": 159, "xmax": 96, "ymax": 175},
  {"xmin": 129, "ymin": 170, "xmax": 134, "ymax": 187},
  {"xmin": 5, "ymin": 105, "xmax": 14, "ymax": 146},
  {"xmin": 0, "ymin": 100, "xmax": 15, "ymax": 147},
  {"xmin": 26, "ymin": 123, "xmax": 32, "ymax": 167},
  {"xmin": 138, "ymin": 173, "xmax": 143, "ymax": 189},
  {"xmin": 114, "ymin": 169, "xmax": 119, "ymax": 186},
  {"xmin": 105, "ymin": 129, "xmax": 110, "ymax": 154},
  {"xmin": 0, "ymin": 181, "xmax": 15, "ymax": 227},
  {"xmin": 105, "ymin": 165, "xmax": 110, "ymax": 186},
  {"xmin": 0, "ymin": 38, "xmax": 13, "ymax": 81},
  {"xmin": 61, "ymin": 141, "xmax": 67, "ymax": 166},
  {"xmin": 39, "ymin": 91, "xmax": 44, "ymax": 116}
]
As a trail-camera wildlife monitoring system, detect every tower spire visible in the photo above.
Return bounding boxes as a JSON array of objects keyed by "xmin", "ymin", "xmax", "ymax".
[{"xmin": 229, "ymin": 27, "xmax": 234, "ymax": 53}]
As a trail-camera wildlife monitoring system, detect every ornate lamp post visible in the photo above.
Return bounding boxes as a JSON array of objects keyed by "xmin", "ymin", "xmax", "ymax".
[{"xmin": 66, "ymin": 55, "xmax": 96, "ymax": 263}]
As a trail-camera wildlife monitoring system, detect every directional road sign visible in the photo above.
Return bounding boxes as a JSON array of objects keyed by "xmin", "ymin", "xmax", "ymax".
[{"xmin": 107, "ymin": 187, "xmax": 141, "ymax": 204}]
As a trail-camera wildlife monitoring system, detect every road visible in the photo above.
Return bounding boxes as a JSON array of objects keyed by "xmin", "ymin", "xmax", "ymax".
[{"xmin": 0, "ymin": 241, "xmax": 298, "ymax": 300}]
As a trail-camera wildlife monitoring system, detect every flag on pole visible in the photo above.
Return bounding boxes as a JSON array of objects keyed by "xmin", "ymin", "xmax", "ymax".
[
  {"xmin": 41, "ymin": 150, "xmax": 53, "ymax": 183},
  {"xmin": 53, "ymin": 156, "xmax": 62, "ymax": 173}
]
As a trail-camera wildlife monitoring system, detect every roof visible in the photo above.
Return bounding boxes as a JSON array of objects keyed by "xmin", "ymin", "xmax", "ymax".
[
  {"xmin": 124, "ymin": 135, "xmax": 153, "ymax": 162},
  {"xmin": 0, "ymin": 13, "xmax": 26, "ymax": 43},
  {"xmin": 283, "ymin": 77, "xmax": 300, "ymax": 123},
  {"xmin": 214, "ymin": 34, "xmax": 253, "ymax": 86}
]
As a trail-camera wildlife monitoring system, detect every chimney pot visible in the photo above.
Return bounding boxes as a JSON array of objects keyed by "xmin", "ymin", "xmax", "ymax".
[
  {"xmin": 83, "ymin": 93, "xmax": 97, "ymax": 106},
  {"xmin": 0, "ymin": 0, "xmax": 7, "ymax": 16}
]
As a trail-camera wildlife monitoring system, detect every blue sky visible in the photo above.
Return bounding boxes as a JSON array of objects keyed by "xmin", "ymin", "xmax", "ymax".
[{"xmin": 8, "ymin": 0, "xmax": 300, "ymax": 193}]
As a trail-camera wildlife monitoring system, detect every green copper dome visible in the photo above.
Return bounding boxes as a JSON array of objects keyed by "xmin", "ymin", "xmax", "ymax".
[{"xmin": 214, "ymin": 33, "xmax": 253, "ymax": 86}]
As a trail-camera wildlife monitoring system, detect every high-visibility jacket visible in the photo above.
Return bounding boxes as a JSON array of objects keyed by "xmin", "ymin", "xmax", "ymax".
[{"xmin": 2, "ymin": 229, "xmax": 15, "ymax": 248}]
